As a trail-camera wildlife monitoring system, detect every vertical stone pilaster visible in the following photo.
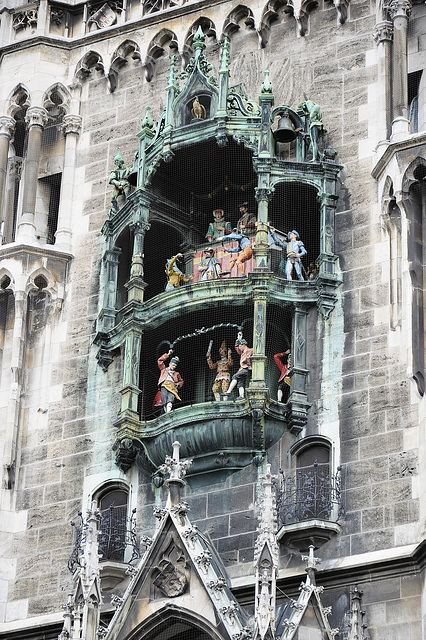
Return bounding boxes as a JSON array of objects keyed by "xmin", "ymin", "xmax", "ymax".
[
  {"xmin": 137, "ymin": 106, "xmax": 154, "ymax": 187},
  {"xmin": 217, "ymin": 38, "xmax": 230, "ymax": 117},
  {"xmin": 17, "ymin": 106, "xmax": 48, "ymax": 243},
  {"xmin": 98, "ymin": 246, "xmax": 121, "ymax": 332},
  {"xmin": 254, "ymin": 183, "xmax": 274, "ymax": 272},
  {"xmin": 121, "ymin": 328, "xmax": 142, "ymax": 416},
  {"xmin": 373, "ymin": 21, "xmax": 393, "ymax": 141},
  {"xmin": 0, "ymin": 116, "xmax": 15, "ymax": 243},
  {"xmin": 250, "ymin": 285, "xmax": 269, "ymax": 389},
  {"xmin": 287, "ymin": 303, "xmax": 310, "ymax": 433},
  {"xmin": 55, "ymin": 114, "xmax": 82, "ymax": 252}
]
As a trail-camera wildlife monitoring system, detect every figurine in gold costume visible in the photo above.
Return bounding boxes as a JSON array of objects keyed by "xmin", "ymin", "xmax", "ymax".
[
  {"xmin": 165, "ymin": 253, "xmax": 193, "ymax": 291},
  {"xmin": 206, "ymin": 340, "xmax": 233, "ymax": 401}
]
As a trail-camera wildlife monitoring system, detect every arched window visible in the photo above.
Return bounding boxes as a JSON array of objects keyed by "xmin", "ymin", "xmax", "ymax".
[
  {"xmin": 95, "ymin": 484, "xmax": 130, "ymax": 563},
  {"xmin": 142, "ymin": 617, "xmax": 215, "ymax": 640}
]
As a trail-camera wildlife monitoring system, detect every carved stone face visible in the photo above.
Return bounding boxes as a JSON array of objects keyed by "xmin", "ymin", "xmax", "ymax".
[{"xmin": 153, "ymin": 561, "xmax": 187, "ymax": 597}]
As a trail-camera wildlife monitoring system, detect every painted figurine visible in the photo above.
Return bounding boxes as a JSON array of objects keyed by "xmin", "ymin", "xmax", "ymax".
[
  {"xmin": 198, "ymin": 248, "xmax": 221, "ymax": 281},
  {"xmin": 308, "ymin": 262, "xmax": 319, "ymax": 280},
  {"xmin": 297, "ymin": 99, "xmax": 325, "ymax": 162},
  {"xmin": 274, "ymin": 349, "xmax": 291, "ymax": 403},
  {"xmin": 217, "ymin": 228, "xmax": 253, "ymax": 277},
  {"xmin": 269, "ymin": 227, "xmax": 307, "ymax": 281},
  {"xmin": 236, "ymin": 202, "xmax": 256, "ymax": 234},
  {"xmin": 108, "ymin": 153, "xmax": 133, "ymax": 216},
  {"xmin": 224, "ymin": 331, "xmax": 253, "ymax": 400},
  {"xmin": 157, "ymin": 350, "xmax": 184, "ymax": 413},
  {"xmin": 165, "ymin": 253, "xmax": 193, "ymax": 290},
  {"xmin": 191, "ymin": 96, "xmax": 206, "ymax": 119},
  {"xmin": 206, "ymin": 340, "xmax": 233, "ymax": 401},
  {"xmin": 205, "ymin": 209, "xmax": 232, "ymax": 242}
]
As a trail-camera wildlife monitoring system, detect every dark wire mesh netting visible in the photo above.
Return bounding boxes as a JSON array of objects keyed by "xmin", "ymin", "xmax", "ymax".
[
  {"xmin": 142, "ymin": 619, "xmax": 213, "ymax": 640},
  {"xmin": 138, "ymin": 302, "xmax": 293, "ymax": 419}
]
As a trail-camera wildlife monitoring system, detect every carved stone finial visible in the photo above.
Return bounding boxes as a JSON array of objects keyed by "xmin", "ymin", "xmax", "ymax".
[
  {"xmin": 141, "ymin": 105, "xmax": 154, "ymax": 130},
  {"xmin": 261, "ymin": 70, "xmax": 272, "ymax": 95},
  {"xmin": 158, "ymin": 441, "xmax": 193, "ymax": 507},
  {"xmin": 302, "ymin": 545, "xmax": 321, "ymax": 571},
  {"xmin": 219, "ymin": 37, "xmax": 230, "ymax": 74},
  {"xmin": 167, "ymin": 56, "xmax": 178, "ymax": 90},
  {"xmin": 192, "ymin": 26, "xmax": 207, "ymax": 54}
]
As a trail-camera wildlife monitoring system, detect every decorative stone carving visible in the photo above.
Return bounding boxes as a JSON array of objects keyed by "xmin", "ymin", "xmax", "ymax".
[
  {"xmin": 195, "ymin": 550, "xmax": 212, "ymax": 574},
  {"xmin": 25, "ymin": 107, "xmax": 49, "ymax": 129},
  {"xmin": 0, "ymin": 116, "xmax": 15, "ymax": 139},
  {"xmin": 151, "ymin": 541, "xmax": 188, "ymax": 597},
  {"xmin": 13, "ymin": 9, "xmax": 38, "ymax": 32},
  {"xmin": 50, "ymin": 8, "xmax": 65, "ymax": 27},
  {"xmin": 182, "ymin": 524, "xmax": 199, "ymax": 549},
  {"xmin": 171, "ymin": 501, "xmax": 190, "ymax": 526},
  {"xmin": 207, "ymin": 576, "xmax": 227, "ymax": 598},
  {"xmin": 62, "ymin": 115, "xmax": 82, "ymax": 136},
  {"xmin": 388, "ymin": 0, "xmax": 412, "ymax": 19},
  {"xmin": 373, "ymin": 20, "xmax": 393, "ymax": 44}
]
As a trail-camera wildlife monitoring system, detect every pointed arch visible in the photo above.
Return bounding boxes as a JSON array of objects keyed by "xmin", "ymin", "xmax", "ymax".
[
  {"xmin": 0, "ymin": 268, "xmax": 15, "ymax": 293},
  {"xmin": 258, "ymin": 0, "xmax": 287, "ymax": 48},
  {"xmin": 74, "ymin": 51, "xmax": 105, "ymax": 82},
  {"xmin": 131, "ymin": 604, "xmax": 225, "ymax": 640},
  {"xmin": 42, "ymin": 83, "xmax": 71, "ymax": 118},
  {"xmin": 402, "ymin": 156, "xmax": 426, "ymax": 193},
  {"xmin": 7, "ymin": 84, "xmax": 31, "ymax": 118},
  {"xmin": 108, "ymin": 39, "xmax": 142, "ymax": 92},
  {"xmin": 221, "ymin": 5, "xmax": 255, "ymax": 39},
  {"xmin": 144, "ymin": 29, "xmax": 179, "ymax": 82},
  {"xmin": 25, "ymin": 266, "xmax": 56, "ymax": 297},
  {"xmin": 183, "ymin": 18, "xmax": 217, "ymax": 64}
]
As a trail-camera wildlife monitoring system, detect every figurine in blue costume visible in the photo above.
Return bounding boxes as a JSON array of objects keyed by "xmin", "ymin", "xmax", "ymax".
[
  {"xmin": 217, "ymin": 229, "xmax": 253, "ymax": 277},
  {"xmin": 198, "ymin": 247, "xmax": 221, "ymax": 280},
  {"xmin": 269, "ymin": 227, "xmax": 307, "ymax": 281}
]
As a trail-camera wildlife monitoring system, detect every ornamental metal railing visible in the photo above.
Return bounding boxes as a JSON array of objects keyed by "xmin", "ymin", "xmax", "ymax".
[
  {"xmin": 275, "ymin": 463, "xmax": 344, "ymax": 527},
  {"xmin": 68, "ymin": 506, "xmax": 141, "ymax": 572}
]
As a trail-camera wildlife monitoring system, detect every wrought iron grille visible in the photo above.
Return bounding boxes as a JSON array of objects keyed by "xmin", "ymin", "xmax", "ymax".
[
  {"xmin": 67, "ymin": 507, "xmax": 141, "ymax": 573},
  {"xmin": 275, "ymin": 462, "xmax": 344, "ymax": 527}
]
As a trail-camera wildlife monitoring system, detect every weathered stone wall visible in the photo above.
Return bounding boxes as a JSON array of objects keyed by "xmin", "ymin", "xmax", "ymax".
[{"xmin": 0, "ymin": 0, "xmax": 424, "ymax": 637}]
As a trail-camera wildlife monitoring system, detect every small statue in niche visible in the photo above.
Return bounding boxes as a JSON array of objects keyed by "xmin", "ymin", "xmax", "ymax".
[
  {"xmin": 224, "ymin": 331, "xmax": 253, "ymax": 400},
  {"xmin": 157, "ymin": 349, "xmax": 184, "ymax": 413},
  {"xmin": 297, "ymin": 99, "xmax": 325, "ymax": 163},
  {"xmin": 108, "ymin": 153, "xmax": 133, "ymax": 216},
  {"xmin": 269, "ymin": 227, "xmax": 307, "ymax": 281},
  {"xmin": 274, "ymin": 349, "xmax": 291, "ymax": 403},
  {"xmin": 205, "ymin": 209, "xmax": 232, "ymax": 242},
  {"xmin": 191, "ymin": 96, "xmax": 207, "ymax": 120},
  {"xmin": 218, "ymin": 228, "xmax": 253, "ymax": 277},
  {"xmin": 198, "ymin": 248, "xmax": 221, "ymax": 280},
  {"xmin": 236, "ymin": 202, "xmax": 256, "ymax": 234},
  {"xmin": 206, "ymin": 339, "xmax": 233, "ymax": 402},
  {"xmin": 165, "ymin": 253, "xmax": 193, "ymax": 291}
]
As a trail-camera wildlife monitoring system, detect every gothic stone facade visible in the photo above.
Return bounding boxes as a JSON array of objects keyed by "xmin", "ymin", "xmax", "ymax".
[{"xmin": 0, "ymin": 0, "xmax": 425, "ymax": 639}]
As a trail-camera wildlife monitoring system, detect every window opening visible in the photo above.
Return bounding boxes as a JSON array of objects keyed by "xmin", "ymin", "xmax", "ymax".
[{"xmin": 408, "ymin": 70, "xmax": 422, "ymax": 134}]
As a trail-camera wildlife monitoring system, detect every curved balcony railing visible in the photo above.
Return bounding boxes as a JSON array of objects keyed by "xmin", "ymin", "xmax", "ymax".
[{"xmin": 275, "ymin": 463, "xmax": 344, "ymax": 527}]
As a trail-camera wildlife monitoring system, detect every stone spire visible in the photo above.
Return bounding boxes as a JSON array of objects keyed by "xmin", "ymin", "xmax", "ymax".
[
  {"xmin": 60, "ymin": 502, "xmax": 103, "ymax": 640},
  {"xmin": 253, "ymin": 464, "xmax": 279, "ymax": 640}
]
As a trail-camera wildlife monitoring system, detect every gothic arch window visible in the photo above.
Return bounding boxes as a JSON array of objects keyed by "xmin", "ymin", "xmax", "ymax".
[
  {"xmin": 139, "ymin": 613, "xmax": 221, "ymax": 640},
  {"xmin": 94, "ymin": 482, "xmax": 130, "ymax": 562}
]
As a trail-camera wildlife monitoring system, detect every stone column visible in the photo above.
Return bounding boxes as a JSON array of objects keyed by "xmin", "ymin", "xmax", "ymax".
[
  {"xmin": 254, "ymin": 184, "xmax": 273, "ymax": 272},
  {"xmin": 287, "ymin": 303, "xmax": 310, "ymax": 433},
  {"xmin": 389, "ymin": 0, "xmax": 412, "ymax": 139},
  {"xmin": 17, "ymin": 106, "xmax": 48, "ymax": 243},
  {"xmin": 373, "ymin": 21, "xmax": 393, "ymax": 142},
  {"xmin": 55, "ymin": 114, "xmax": 82, "ymax": 252},
  {"xmin": 0, "ymin": 116, "xmax": 15, "ymax": 243},
  {"xmin": 126, "ymin": 220, "xmax": 150, "ymax": 302},
  {"xmin": 250, "ymin": 285, "xmax": 269, "ymax": 390}
]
